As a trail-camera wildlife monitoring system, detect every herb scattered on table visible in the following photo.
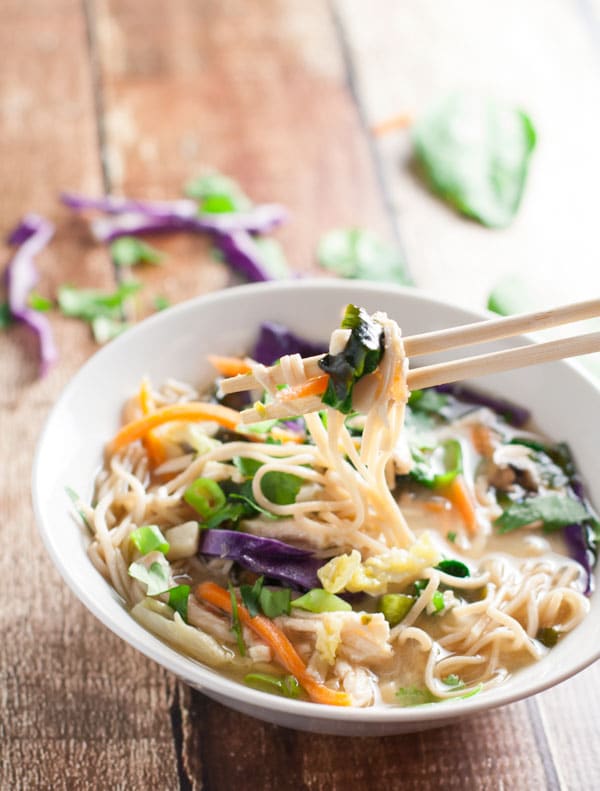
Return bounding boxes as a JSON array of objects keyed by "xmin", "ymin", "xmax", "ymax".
[{"xmin": 318, "ymin": 228, "xmax": 411, "ymax": 285}]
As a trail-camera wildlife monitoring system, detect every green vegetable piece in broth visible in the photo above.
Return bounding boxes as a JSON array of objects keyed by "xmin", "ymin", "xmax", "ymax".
[
  {"xmin": 317, "ymin": 228, "xmax": 411, "ymax": 285},
  {"xmin": 228, "ymin": 582, "xmax": 246, "ymax": 656},
  {"xmin": 128, "ymin": 555, "xmax": 171, "ymax": 596},
  {"xmin": 130, "ymin": 524, "xmax": 170, "ymax": 555},
  {"xmin": 258, "ymin": 587, "xmax": 291, "ymax": 618},
  {"xmin": 184, "ymin": 478, "xmax": 227, "ymax": 519},
  {"xmin": 435, "ymin": 559, "xmax": 470, "ymax": 578},
  {"xmin": 291, "ymin": 589, "xmax": 352, "ymax": 613},
  {"xmin": 413, "ymin": 93, "xmax": 536, "ymax": 228},
  {"xmin": 379, "ymin": 593, "xmax": 415, "ymax": 626},
  {"xmin": 168, "ymin": 584, "xmax": 191, "ymax": 622},
  {"xmin": 244, "ymin": 672, "xmax": 301, "ymax": 699},
  {"xmin": 537, "ymin": 627, "xmax": 559, "ymax": 648},
  {"xmin": 240, "ymin": 576, "xmax": 265, "ymax": 618},
  {"xmin": 496, "ymin": 494, "xmax": 589, "ymax": 533}
]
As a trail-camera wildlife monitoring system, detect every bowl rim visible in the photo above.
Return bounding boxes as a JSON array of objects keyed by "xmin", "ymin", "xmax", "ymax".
[{"xmin": 32, "ymin": 278, "xmax": 600, "ymax": 725}]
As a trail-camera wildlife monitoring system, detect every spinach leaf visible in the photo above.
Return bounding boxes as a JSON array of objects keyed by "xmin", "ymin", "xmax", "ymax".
[
  {"xmin": 258, "ymin": 586, "xmax": 291, "ymax": 618},
  {"xmin": 317, "ymin": 228, "xmax": 411, "ymax": 285},
  {"xmin": 240, "ymin": 576, "xmax": 264, "ymax": 617},
  {"xmin": 496, "ymin": 494, "xmax": 589, "ymax": 533},
  {"xmin": 413, "ymin": 93, "xmax": 536, "ymax": 228},
  {"xmin": 408, "ymin": 389, "xmax": 449, "ymax": 415},
  {"xmin": 319, "ymin": 304, "xmax": 384, "ymax": 413},
  {"xmin": 435, "ymin": 559, "xmax": 470, "ymax": 578},
  {"xmin": 234, "ymin": 458, "xmax": 303, "ymax": 505}
]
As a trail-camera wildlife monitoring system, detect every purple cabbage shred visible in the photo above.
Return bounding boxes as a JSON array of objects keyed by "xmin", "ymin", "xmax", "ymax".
[
  {"xmin": 6, "ymin": 214, "xmax": 57, "ymax": 376},
  {"xmin": 253, "ymin": 321, "xmax": 327, "ymax": 366}
]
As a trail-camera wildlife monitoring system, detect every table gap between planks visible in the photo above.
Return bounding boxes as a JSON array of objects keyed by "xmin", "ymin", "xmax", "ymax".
[{"xmin": 1, "ymin": 1, "xmax": 598, "ymax": 789}]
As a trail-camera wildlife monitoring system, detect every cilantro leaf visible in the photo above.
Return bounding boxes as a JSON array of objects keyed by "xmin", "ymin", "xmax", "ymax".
[{"xmin": 240, "ymin": 576, "xmax": 264, "ymax": 618}]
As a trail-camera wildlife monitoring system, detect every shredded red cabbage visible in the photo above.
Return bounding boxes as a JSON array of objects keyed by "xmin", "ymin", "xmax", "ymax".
[
  {"xmin": 61, "ymin": 192, "xmax": 287, "ymax": 242},
  {"xmin": 564, "ymin": 524, "xmax": 596, "ymax": 595},
  {"xmin": 435, "ymin": 383, "xmax": 530, "ymax": 427},
  {"xmin": 200, "ymin": 529, "xmax": 322, "ymax": 590},
  {"xmin": 6, "ymin": 215, "xmax": 57, "ymax": 376},
  {"xmin": 253, "ymin": 321, "xmax": 327, "ymax": 365}
]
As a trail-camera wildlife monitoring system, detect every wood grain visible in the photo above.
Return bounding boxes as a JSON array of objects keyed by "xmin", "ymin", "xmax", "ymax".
[{"xmin": 0, "ymin": 1, "xmax": 179, "ymax": 788}]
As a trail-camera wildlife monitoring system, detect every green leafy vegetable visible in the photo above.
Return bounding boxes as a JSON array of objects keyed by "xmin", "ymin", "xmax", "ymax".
[
  {"xmin": 168, "ymin": 584, "xmax": 191, "ymax": 622},
  {"xmin": 130, "ymin": 525, "xmax": 170, "ymax": 555},
  {"xmin": 259, "ymin": 586, "xmax": 291, "ymax": 618},
  {"xmin": 184, "ymin": 478, "xmax": 227, "ymax": 519},
  {"xmin": 317, "ymin": 228, "xmax": 411, "ymax": 285},
  {"xmin": 379, "ymin": 593, "xmax": 415, "ymax": 626},
  {"xmin": 496, "ymin": 494, "xmax": 589, "ymax": 533},
  {"xmin": 228, "ymin": 582, "xmax": 246, "ymax": 656},
  {"xmin": 487, "ymin": 274, "xmax": 533, "ymax": 316},
  {"xmin": 240, "ymin": 576, "xmax": 264, "ymax": 617},
  {"xmin": 395, "ymin": 685, "xmax": 439, "ymax": 706},
  {"xmin": 110, "ymin": 236, "xmax": 164, "ymax": 267},
  {"xmin": 57, "ymin": 281, "xmax": 141, "ymax": 322},
  {"xmin": 537, "ymin": 627, "xmax": 559, "ymax": 648},
  {"xmin": 435, "ymin": 559, "xmax": 470, "ymax": 578},
  {"xmin": 0, "ymin": 302, "xmax": 12, "ymax": 329},
  {"xmin": 128, "ymin": 555, "xmax": 171, "ymax": 596},
  {"xmin": 319, "ymin": 304, "xmax": 384, "ymax": 413},
  {"xmin": 413, "ymin": 92, "xmax": 536, "ymax": 228},
  {"xmin": 233, "ymin": 458, "xmax": 303, "ymax": 506},
  {"xmin": 291, "ymin": 589, "xmax": 352, "ymax": 613},
  {"xmin": 185, "ymin": 172, "xmax": 251, "ymax": 214},
  {"xmin": 410, "ymin": 439, "xmax": 463, "ymax": 489},
  {"xmin": 244, "ymin": 672, "xmax": 301, "ymax": 699},
  {"xmin": 205, "ymin": 501, "xmax": 248, "ymax": 530},
  {"xmin": 27, "ymin": 291, "xmax": 53, "ymax": 312},
  {"xmin": 446, "ymin": 531, "xmax": 457, "ymax": 544},
  {"xmin": 153, "ymin": 294, "xmax": 171, "ymax": 311}
]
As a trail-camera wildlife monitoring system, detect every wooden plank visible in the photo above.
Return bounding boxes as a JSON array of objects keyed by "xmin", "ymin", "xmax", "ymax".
[
  {"xmin": 335, "ymin": 0, "xmax": 600, "ymax": 313},
  {"xmin": 95, "ymin": 0, "xmax": 391, "ymax": 311},
  {"xmin": 0, "ymin": 1, "xmax": 179, "ymax": 788},
  {"xmin": 192, "ymin": 695, "xmax": 547, "ymax": 791}
]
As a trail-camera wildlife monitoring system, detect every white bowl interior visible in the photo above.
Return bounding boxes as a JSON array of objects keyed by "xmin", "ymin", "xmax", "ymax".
[{"xmin": 33, "ymin": 280, "xmax": 600, "ymax": 735}]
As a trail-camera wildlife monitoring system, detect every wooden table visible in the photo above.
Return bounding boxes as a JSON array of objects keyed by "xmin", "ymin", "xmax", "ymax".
[{"xmin": 2, "ymin": 2, "xmax": 599, "ymax": 788}]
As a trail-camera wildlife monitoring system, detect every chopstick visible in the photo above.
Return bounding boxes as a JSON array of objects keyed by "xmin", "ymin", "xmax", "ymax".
[
  {"xmin": 221, "ymin": 298, "xmax": 600, "ymax": 396},
  {"xmin": 237, "ymin": 329, "xmax": 600, "ymax": 424}
]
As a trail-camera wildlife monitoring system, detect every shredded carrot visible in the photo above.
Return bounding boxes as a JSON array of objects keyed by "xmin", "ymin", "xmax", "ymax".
[
  {"xmin": 208, "ymin": 355, "xmax": 252, "ymax": 378},
  {"xmin": 137, "ymin": 379, "xmax": 168, "ymax": 468},
  {"xmin": 371, "ymin": 112, "xmax": 413, "ymax": 137},
  {"xmin": 423, "ymin": 500, "xmax": 449, "ymax": 514},
  {"xmin": 138, "ymin": 378, "xmax": 155, "ymax": 415},
  {"xmin": 196, "ymin": 581, "xmax": 352, "ymax": 707},
  {"xmin": 443, "ymin": 475, "xmax": 478, "ymax": 536},
  {"xmin": 108, "ymin": 402, "xmax": 244, "ymax": 454},
  {"xmin": 279, "ymin": 374, "xmax": 329, "ymax": 402},
  {"xmin": 270, "ymin": 426, "xmax": 306, "ymax": 445}
]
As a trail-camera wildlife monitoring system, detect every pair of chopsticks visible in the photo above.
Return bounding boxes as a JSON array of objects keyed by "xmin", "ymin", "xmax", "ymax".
[{"xmin": 221, "ymin": 299, "xmax": 600, "ymax": 424}]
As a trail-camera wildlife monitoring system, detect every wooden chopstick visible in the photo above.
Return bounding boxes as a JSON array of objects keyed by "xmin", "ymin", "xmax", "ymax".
[
  {"xmin": 239, "ymin": 330, "xmax": 600, "ymax": 424},
  {"xmin": 221, "ymin": 298, "xmax": 600, "ymax": 396}
]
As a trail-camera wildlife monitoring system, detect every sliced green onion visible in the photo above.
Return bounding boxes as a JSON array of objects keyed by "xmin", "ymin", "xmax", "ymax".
[
  {"xmin": 65, "ymin": 486, "xmax": 92, "ymax": 532},
  {"xmin": 431, "ymin": 591, "xmax": 445, "ymax": 613},
  {"xmin": 130, "ymin": 524, "xmax": 170, "ymax": 555},
  {"xmin": 291, "ymin": 589, "xmax": 352, "ymax": 614},
  {"xmin": 244, "ymin": 672, "xmax": 301, "ymax": 699},
  {"xmin": 184, "ymin": 478, "xmax": 226, "ymax": 519},
  {"xmin": 378, "ymin": 593, "xmax": 415, "ymax": 626}
]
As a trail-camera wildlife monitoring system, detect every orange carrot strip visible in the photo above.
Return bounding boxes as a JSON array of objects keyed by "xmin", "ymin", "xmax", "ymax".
[
  {"xmin": 371, "ymin": 112, "xmax": 413, "ymax": 137},
  {"xmin": 109, "ymin": 402, "xmax": 244, "ymax": 454},
  {"xmin": 270, "ymin": 426, "xmax": 306, "ymax": 445},
  {"xmin": 137, "ymin": 379, "xmax": 168, "ymax": 468},
  {"xmin": 208, "ymin": 355, "xmax": 252, "ymax": 378},
  {"xmin": 196, "ymin": 581, "xmax": 352, "ymax": 707},
  {"xmin": 443, "ymin": 475, "xmax": 478, "ymax": 536},
  {"xmin": 279, "ymin": 374, "xmax": 329, "ymax": 402},
  {"xmin": 138, "ymin": 378, "xmax": 155, "ymax": 415}
]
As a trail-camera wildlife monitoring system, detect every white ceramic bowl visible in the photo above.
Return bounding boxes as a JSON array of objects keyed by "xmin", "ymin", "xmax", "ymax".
[{"xmin": 33, "ymin": 280, "xmax": 600, "ymax": 735}]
